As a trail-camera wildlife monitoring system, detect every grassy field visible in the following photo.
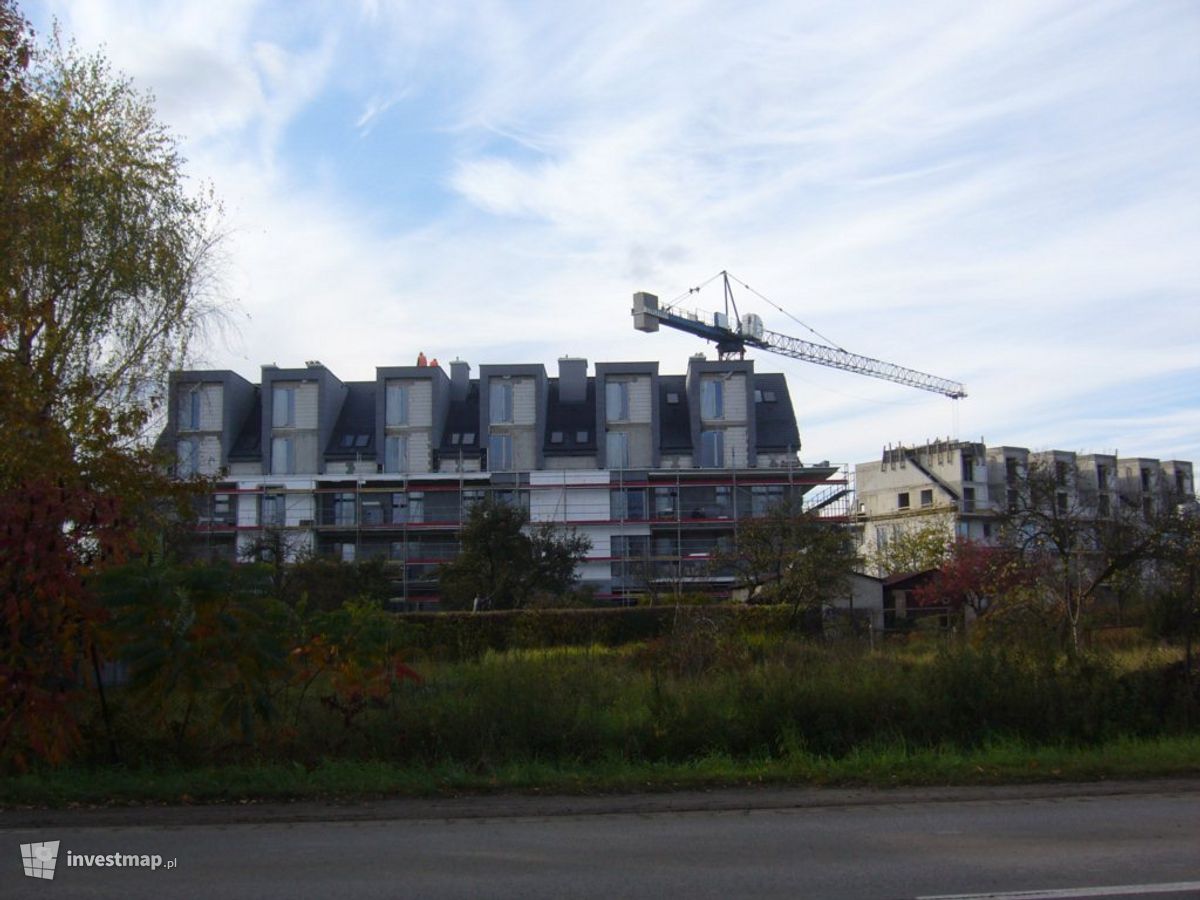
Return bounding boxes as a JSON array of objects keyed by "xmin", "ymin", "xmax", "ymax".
[
  {"xmin": 4, "ymin": 735, "xmax": 1199, "ymax": 807},
  {"xmin": 7, "ymin": 634, "xmax": 1197, "ymax": 807}
]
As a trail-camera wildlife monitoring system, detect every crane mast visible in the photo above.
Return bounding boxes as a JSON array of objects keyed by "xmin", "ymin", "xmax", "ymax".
[{"xmin": 631, "ymin": 274, "xmax": 966, "ymax": 399}]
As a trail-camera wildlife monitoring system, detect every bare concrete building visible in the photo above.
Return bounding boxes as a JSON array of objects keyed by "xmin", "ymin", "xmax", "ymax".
[{"xmin": 854, "ymin": 439, "xmax": 1194, "ymax": 569}]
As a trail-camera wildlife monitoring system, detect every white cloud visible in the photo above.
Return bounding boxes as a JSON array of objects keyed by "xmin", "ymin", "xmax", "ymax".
[{"xmin": 24, "ymin": 0, "xmax": 1200, "ymax": 468}]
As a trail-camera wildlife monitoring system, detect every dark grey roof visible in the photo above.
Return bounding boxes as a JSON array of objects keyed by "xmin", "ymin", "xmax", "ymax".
[
  {"xmin": 325, "ymin": 382, "xmax": 376, "ymax": 459},
  {"xmin": 658, "ymin": 375, "xmax": 692, "ymax": 451},
  {"xmin": 227, "ymin": 389, "xmax": 262, "ymax": 461},
  {"xmin": 439, "ymin": 382, "xmax": 481, "ymax": 455},
  {"xmin": 544, "ymin": 378, "xmax": 596, "ymax": 454},
  {"xmin": 754, "ymin": 373, "xmax": 800, "ymax": 451}
]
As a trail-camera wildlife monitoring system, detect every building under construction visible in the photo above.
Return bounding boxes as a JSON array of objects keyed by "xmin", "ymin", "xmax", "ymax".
[{"xmin": 167, "ymin": 354, "xmax": 849, "ymax": 607}]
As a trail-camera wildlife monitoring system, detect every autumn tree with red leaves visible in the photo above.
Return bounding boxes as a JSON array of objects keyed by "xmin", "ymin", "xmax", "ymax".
[
  {"xmin": 912, "ymin": 538, "xmax": 1040, "ymax": 627},
  {"xmin": 0, "ymin": 0, "xmax": 222, "ymax": 769}
]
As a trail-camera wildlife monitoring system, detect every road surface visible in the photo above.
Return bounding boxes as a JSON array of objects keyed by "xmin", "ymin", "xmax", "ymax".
[{"xmin": 3, "ymin": 780, "xmax": 1198, "ymax": 899}]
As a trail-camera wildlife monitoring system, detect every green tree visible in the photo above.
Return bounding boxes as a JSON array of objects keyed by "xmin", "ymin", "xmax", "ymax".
[
  {"xmin": 722, "ymin": 499, "xmax": 861, "ymax": 628},
  {"xmin": 438, "ymin": 497, "xmax": 591, "ymax": 610},
  {"xmin": 867, "ymin": 516, "xmax": 954, "ymax": 577},
  {"xmin": 0, "ymin": 2, "xmax": 222, "ymax": 769}
]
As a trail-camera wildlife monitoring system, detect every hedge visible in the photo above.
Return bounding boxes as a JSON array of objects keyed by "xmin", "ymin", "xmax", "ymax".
[{"xmin": 391, "ymin": 604, "xmax": 798, "ymax": 659}]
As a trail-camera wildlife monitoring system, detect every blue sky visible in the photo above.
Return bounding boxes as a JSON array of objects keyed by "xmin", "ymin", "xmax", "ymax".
[{"xmin": 26, "ymin": 0, "xmax": 1200, "ymax": 467}]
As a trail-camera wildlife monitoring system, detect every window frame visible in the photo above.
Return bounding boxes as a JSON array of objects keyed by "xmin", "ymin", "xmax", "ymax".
[
  {"xmin": 700, "ymin": 429, "xmax": 724, "ymax": 467},
  {"xmin": 701, "ymin": 379, "xmax": 724, "ymax": 420},
  {"xmin": 385, "ymin": 434, "xmax": 409, "ymax": 473},
  {"xmin": 606, "ymin": 431, "xmax": 630, "ymax": 469},
  {"xmin": 271, "ymin": 436, "xmax": 294, "ymax": 474},
  {"xmin": 490, "ymin": 380, "xmax": 514, "ymax": 424},
  {"xmin": 488, "ymin": 432, "xmax": 513, "ymax": 471},
  {"xmin": 386, "ymin": 382, "xmax": 409, "ymax": 426},
  {"xmin": 605, "ymin": 380, "xmax": 630, "ymax": 422},
  {"xmin": 272, "ymin": 386, "xmax": 296, "ymax": 428}
]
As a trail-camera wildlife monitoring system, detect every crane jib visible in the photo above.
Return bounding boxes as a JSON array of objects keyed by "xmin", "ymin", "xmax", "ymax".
[{"xmin": 631, "ymin": 288, "xmax": 966, "ymax": 400}]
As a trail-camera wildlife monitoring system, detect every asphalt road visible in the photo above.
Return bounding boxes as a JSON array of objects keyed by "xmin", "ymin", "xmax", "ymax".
[{"xmin": 2, "ymin": 781, "xmax": 1198, "ymax": 899}]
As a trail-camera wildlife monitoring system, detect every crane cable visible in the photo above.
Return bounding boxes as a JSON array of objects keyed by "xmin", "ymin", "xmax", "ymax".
[
  {"xmin": 724, "ymin": 271, "xmax": 848, "ymax": 352},
  {"xmin": 663, "ymin": 271, "xmax": 724, "ymax": 314}
]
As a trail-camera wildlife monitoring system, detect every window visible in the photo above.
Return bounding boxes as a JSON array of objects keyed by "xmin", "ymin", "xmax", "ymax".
[
  {"xmin": 1006, "ymin": 457, "xmax": 1019, "ymax": 483},
  {"xmin": 754, "ymin": 389, "xmax": 763, "ymax": 403},
  {"xmin": 386, "ymin": 383, "xmax": 409, "ymax": 425},
  {"xmin": 385, "ymin": 435, "xmax": 408, "ymax": 473},
  {"xmin": 362, "ymin": 499, "xmax": 384, "ymax": 525},
  {"xmin": 1007, "ymin": 488, "xmax": 1018, "ymax": 513},
  {"xmin": 983, "ymin": 522, "xmax": 993, "ymax": 539},
  {"xmin": 462, "ymin": 432, "xmax": 475, "ymax": 444},
  {"xmin": 450, "ymin": 433, "xmax": 461, "ymax": 445},
  {"xmin": 181, "ymin": 390, "xmax": 201, "ymax": 430},
  {"xmin": 611, "ymin": 489, "xmax": 647, "ymax": 521},
  {"xmin": 176, "ymin": 438, "xmax": 199, "ymax": 476},
  {"xmin": 666, "ymin": 391, "xmax": 680, "ymax": 404},
  {"xmin": 272, "ymin": 386, "xmax": 295, "ymax": 427},
  {"xmin": 1175, "ymin": 470, "xmax": 1186, "ymax": 493},
  {"xmin": 1098, "ymin": 493, "xmax": 1111, "ymax": 517},
  {"xmin": 654, "ymin": 487, "xmax": 677, "ymax": 517},
  {"xmin": 409, "ymin": 493, "xmax": 425, "ymax": 523},
  {"xmin": 550, "ymin": 431, "xmax": 564, "ymax": 444},
  {"xmin": 700, "ymin": 430, "xmax": 724, "ymax": 467},
  {"xmin": 490, "ymin": 380, "xmax": 513, "ymax": 423},
  {"xmin": 961, "ymin": 455, "xmax": 974, "ymax": 482},
  {"xmin": 1056, "ymin": 492, "xmax": 1068, "ymax": 514},
  {"xmin": 606, "ymin": 431, "xmax": 630, "ymax": 468},
  {"xmin": 271, "ymin": 436, "xmax": 294, "ymax": 474},
  {"xmin": 1055, "ymin": 461, "xmax": 1070, "ymax": 486},
  {"xmin": 212, "ymin": 493, "xmax": 233, "ymax": 523},
  {"xmin": 488, "ymin": 433, "xmax": 513, "ymax": 470},
  {"xmin": 963, "ymin": 487, "xmax": 976, "ymax": 513},
  {"xmin": 576, "ymin": 430, "xmax": 588, "ymax": 443},
  {"xmin": 1140, "ymin": 467, "xmax": 1151, "ymax": 491},
  {"xmin": 701, "ymin": 379, "xmax": 724, "ymax": 419},
  {"xmin": 333, "ymin": 492, "xmax": 356, "ymax": 526},
  {"xmin": 751, "ymin": 484, "xmax": 784, "ymax": 517},
  {"xmin": 261, "ymin": 491, "xmax": 285, "ymax": 527},
  {"xmin": 1096, "ymin": 464, "xmax": 1109, "ymax": 489},
  {"xmin": 339, "ymin": 433, "xmax": 355, "ymax": 448},
  {"xmin": 606, "ymin": 380, "xmax": 629, "ymax": 422},
  {"xmin": 714, "ymin": 485, "xmax": 732, "ymax": 517},
  {"xmin": 354, "ymin": 433, "xmax": 369, "ymax": 448},
  {"xmin": 763, "ymin": 390, "xmax": 776, "ymax": 402},
  {"xmin": 920, "ymin": 489, "xmax": 933, "ymax": 508},
  {"xmin": 897, "ymin": 492, "xmax": 910, "ymax": 510}
]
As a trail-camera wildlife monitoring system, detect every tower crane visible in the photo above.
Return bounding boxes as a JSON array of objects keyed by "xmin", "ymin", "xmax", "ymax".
[{"xmin": 631, "ymin": 271, "xmax": 966, "ymax": 399}]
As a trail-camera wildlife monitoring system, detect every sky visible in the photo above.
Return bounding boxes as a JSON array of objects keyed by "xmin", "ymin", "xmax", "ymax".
[{"xmin": 25, "ymin": 0, "xmax": 1200, "ymax": 468}]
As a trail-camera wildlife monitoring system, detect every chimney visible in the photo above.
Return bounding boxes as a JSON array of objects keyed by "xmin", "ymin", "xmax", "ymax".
[
  {"xmin": 450, "ymin": 359, "xmax": 470, "ymax": 401},
  {"xmin": 558, "ymin": 357, "xmax": 587, "ymax": 403}
]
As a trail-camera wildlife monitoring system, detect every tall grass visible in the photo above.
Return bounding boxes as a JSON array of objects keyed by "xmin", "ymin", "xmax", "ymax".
[{"xmin": 79, "ymin": 637, "xmax": 1199, "ymax": 773}]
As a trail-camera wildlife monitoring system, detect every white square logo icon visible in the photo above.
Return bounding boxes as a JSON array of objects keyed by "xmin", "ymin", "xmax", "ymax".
[{"xmin": 20, "ymin": 841, "xmax": 60, "ymax": 880}]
